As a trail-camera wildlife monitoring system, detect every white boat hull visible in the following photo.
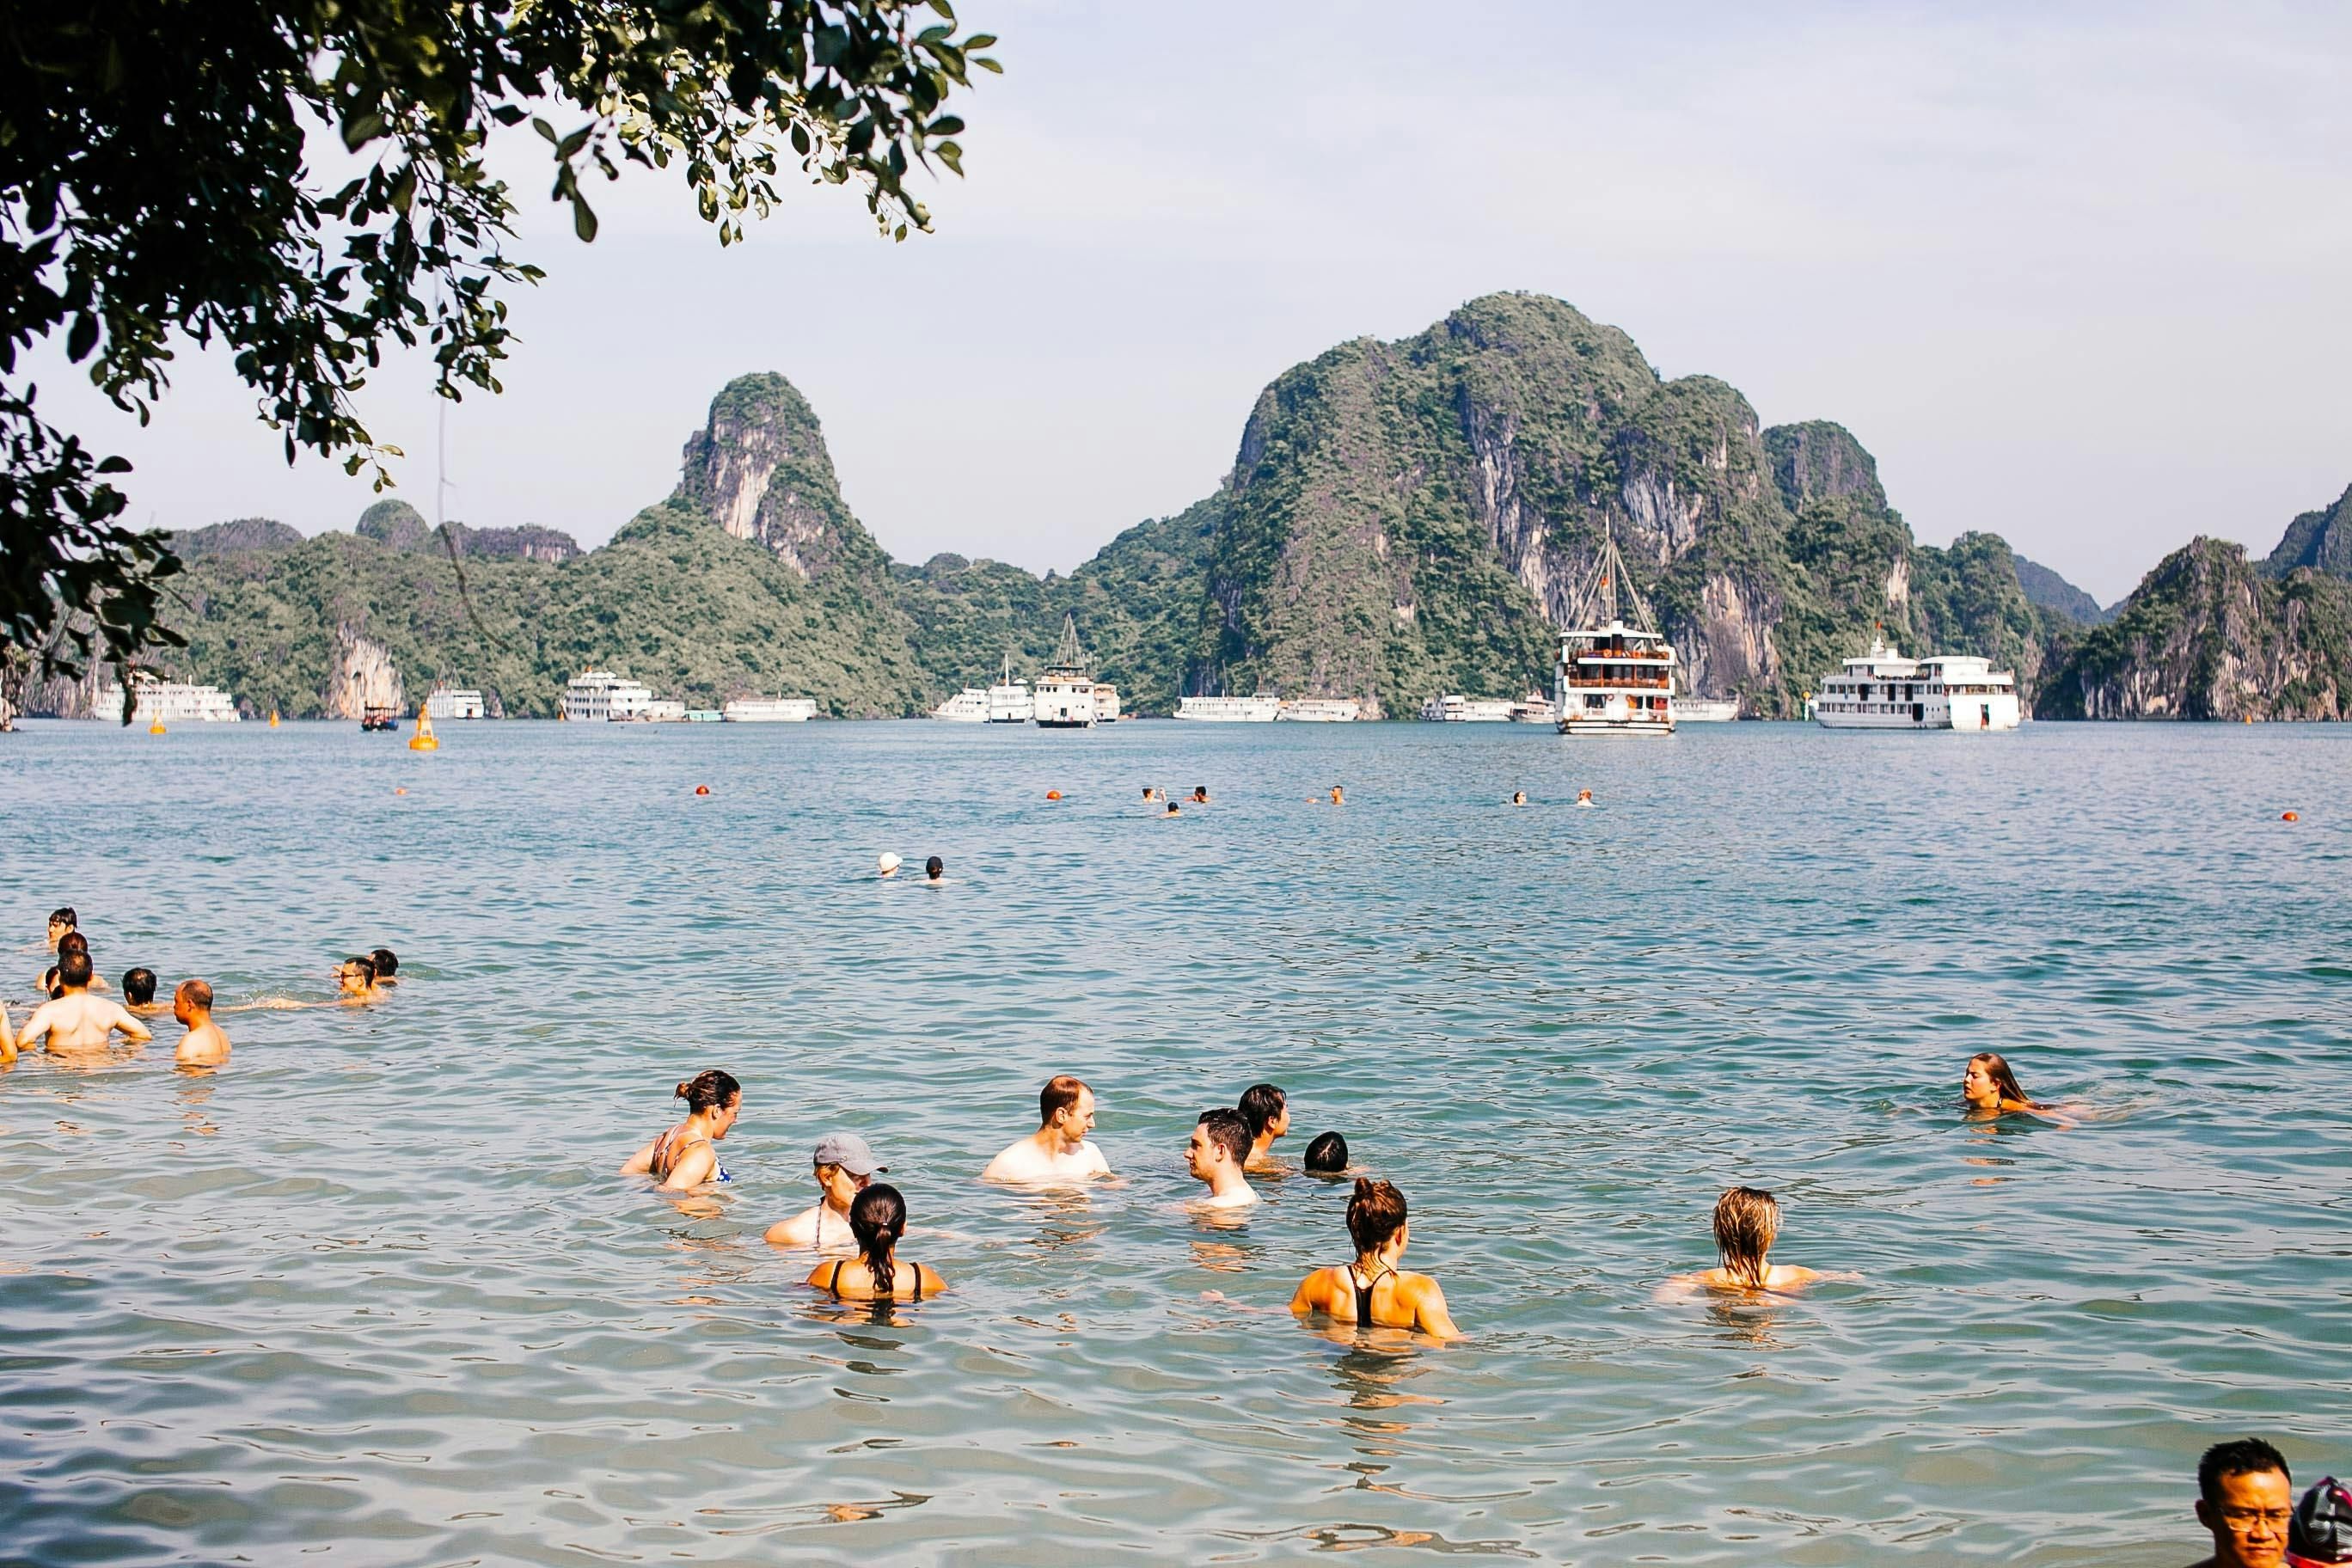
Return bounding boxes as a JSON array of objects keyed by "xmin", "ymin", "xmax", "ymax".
[{"xmin": 1558, "ymin": 717, "xmax": 1675, "ymax": 737}]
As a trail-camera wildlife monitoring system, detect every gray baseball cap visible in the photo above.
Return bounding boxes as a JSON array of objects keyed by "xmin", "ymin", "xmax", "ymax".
[{"xmin": 812, "ymin": 1132, "xmax": 885, "ymax": 1176}]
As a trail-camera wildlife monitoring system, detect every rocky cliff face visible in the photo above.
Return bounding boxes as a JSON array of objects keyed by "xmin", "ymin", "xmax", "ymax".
[
  {"xmin": 327, "ymin": 630, "xmax": 403, "ymax": 719},
  {"xmin": 2040, "ymin": 538, "xmax": 2350, "ymax": 719},
  {"xmin": 675, "ymin": 374, "xmax": 868, "ymax": 579},
  {"xmin": 2013, "ymin": 554, "xmax": 2108, "ymax": 623},
  {"xmin": 2263, "ymin": 483, "xmax": 2352, "ymax": 580}
]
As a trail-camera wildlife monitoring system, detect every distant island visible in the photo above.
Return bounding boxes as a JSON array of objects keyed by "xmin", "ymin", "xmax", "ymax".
[{"xmin": 28, "ymin": 292, "xmax": 2350, "ymax": 720}]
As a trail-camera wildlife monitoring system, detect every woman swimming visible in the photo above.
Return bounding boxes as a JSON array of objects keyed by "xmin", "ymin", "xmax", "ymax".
[
  {"xmin": 1289, "ymin": 1178, "xmax": 1461, "ymax": 1339},
  {"xmin": 1962, "ymin": 1051, "xmax": 2041, "ymax": 1114},
  {"xmin": 620, "ymin": 1069, "xmax": 741, "ymax": 1191},
  {"xmin": 1674, "ymin": 1185, "xmax": 1820, "ymax": 1293},
  {"xmin": 805, "ymin": 1184, "xmax": 946, "ymax": 1302},
  {"xmin": 765, "ymin": 1132, "xmax": 884, "ymax": 1249}
]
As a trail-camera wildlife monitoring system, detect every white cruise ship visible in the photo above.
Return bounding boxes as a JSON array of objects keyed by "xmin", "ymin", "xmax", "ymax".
[
  {"xmin": 1556, "ymin": 526, "xmax": 1676, "ymax": 737},
  {"xmin": 1093, "ymin": 683, "xmax": 1122, "ymax": 723},
  {"xmin": 1277, "ymin": 697, "xmax": 1361, "ymax": 722},
  {"xmin": 1419, "ymin": 695, "xmax": 1515, "ymax": 722},
  {"xmin": 1507, "ymin": 693, "xmax": 1555, "ymax": 724},
  {"xmin": 95, "ymin": 674, "xmax": 241, "ymax": 724},
  {"xmin": 986, "ymin": 654, "xmax": 1032, "ymax": 723},
  {"xmin": 426, "ymin": 685, "xmax": 487, "ymax": 720},
  {"xmin": 560, "ymin": 670, "xmax": 657, "ymax": 722},
  {"xmin": 1033, "ymin": 616, "xmax": 1098, "ymax": 728},
  {"xmin": 1678, "ymin": 697, "xmax": 1739, "ymax": 722},
  {"xmin": 1812, "ymin": 634, "xmax": 2022, "ymax": 731},
  {"xmin": 1176, "ymin": 695, "xmax": 1282, "ymax": 722},
  {"xmin": 723, "ymin": 696, "xmax": 817, "ymax": 722},
  {"xmin": 933, "ymin": 688, "xmax": 990, "ymax": 722}
]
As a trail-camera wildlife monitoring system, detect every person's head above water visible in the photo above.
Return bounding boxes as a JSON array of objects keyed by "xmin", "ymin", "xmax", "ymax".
[
  {"xmin": 1346, "ymin": 1177, "xmax": 1408, "ymax": 1258},
  {"xmin": 1712, "ymin": 1186, "xmax": 1785, "ymax": 1289},
  {"xmin": 877, "ymin": 852, "xmax": 901, "ymax": 877},
  {"xmin": 925, "ymin": 855, "xmax": 944, "ymax": 880},
  {"xmin": 173, "ymin": 977, "xmax": 213, "ymax": 1022},
  {"xmin": 371, "ymin": 947, "xmax": 399, "ymax": 979},
  {"xmin": 1165, "ymin": 800, "xmax": 1180, "ymax": 815},
  {"xmin": 55, "ymin": 948, "xmax": 93, "ymax": 991},
  {"xmin": 1189, "ymin": 1108, "xmax": 1252, "ymax": 1183},
  {"xmin": 1304, "ymin": 1131, "xmax": 1349, "ymax": 1173},
  {"xmin": 1239, "ymin": 1083, "xmax": 1288, "ymax": 1143},
  {"xmin": 1963, "ymin": 1051, "xmax": 2034, "ymax": 1110},
  {"xmin": 57, "ymin": 929, "xmax": 89, "ymax": 959},
  {"xmin": 2196, "ymin": 1436, "xmax": 2294, "ymax": 1568},
  {"xmin": 1191, "ymin": 786, "xmax": 1209, "ymax": 803},
  {"xmin": 848, "ymin": 1182, "xmax": 909, "ymax": 1294},
  {"xmin": 1511, "ymin": 790, "xmax": 1527, "ymax": 805},
  {"xmin": 47, "ymin": 907, "xmax": 77, "ymax": 946},
  {"xmin": 121, "ymin": 968, "xmax": 156, "ymax": 1007},
  {"xmin": 336, "ymin": 955, "xmax": 378, "ymax": 993},
  {"xmin": 1038, "ymin": 1074, "xmax": 1094, "ymax": 1139}
]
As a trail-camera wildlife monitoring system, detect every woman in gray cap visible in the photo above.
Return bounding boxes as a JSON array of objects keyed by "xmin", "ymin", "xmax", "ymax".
[{"xmin": 764, "ymin": 1133, "xmax": 886, "ymax": 1250}]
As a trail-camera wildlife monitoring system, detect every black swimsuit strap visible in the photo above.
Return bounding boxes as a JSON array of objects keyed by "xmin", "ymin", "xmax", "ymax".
[
  {"xmin": 1351, "ymin": 1264, "xmax": 1392, "ymax": 1324},
  {"xmin": 829, "ymin": 1260, "xmax": 846, "ymax": 1299}
]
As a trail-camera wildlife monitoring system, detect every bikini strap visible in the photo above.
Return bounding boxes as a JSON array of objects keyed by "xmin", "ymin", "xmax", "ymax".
[{"xmin": 828, "ymin": 1260, "xmax": 845, "ymax": 1300}]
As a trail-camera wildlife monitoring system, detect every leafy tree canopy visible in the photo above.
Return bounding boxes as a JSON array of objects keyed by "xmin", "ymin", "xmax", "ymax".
[{"xmin": 0, "ymin": 0, "xmax": 998, "ymax": 698}]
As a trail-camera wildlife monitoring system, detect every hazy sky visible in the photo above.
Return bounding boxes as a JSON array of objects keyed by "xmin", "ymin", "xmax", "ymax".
[{"xmin": 28, "ymin": 1, "xmax": 2352, "ymax": 602}]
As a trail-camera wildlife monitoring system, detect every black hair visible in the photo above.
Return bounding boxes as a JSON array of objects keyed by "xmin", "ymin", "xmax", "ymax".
[
  {"xmin": 1304, "ymin": 1131, "xmax": 1349, "ymax": 1173},
  {"xmin": 343, "ymin": 955, "xmax": 378, "ymax": 986},
  {"xmin": 1197, "ymin": 1107, "xmax": 1250, "ymax": 1167},
  {"xmin": 1238, "ymin": 1082, "xmax": 1286, "ymax": 1140},
  {"xmin": 675, "ymin": 1069, "xmax": 742, "ymax": 1114},
  {"xmin": 42, "ymin": 965, "xmax": 62, "ymax": 997},
  {"xmin": 850, "ymin": 1183, "xmax": 907, "ymax": 1297},
  {"xmin": 121, "ymin": 968, "xmax": 156, "ymax": 1006},
  {"xmin": 2199, "ymin": 1437, "xmax": 2290, "ymax": 1507},
  {"xmin": 371, "ymin": 946, "xmax": 399, "ymax": 977},
  {"xmin": 58, "ymin": 948, "xmax": 93, "ymax": 989},
  {"xmin": 57, "ymin": 929, "xmax": 89, "ymax": 956},
  {"xmin": 48, "ymin": 906, "xmax": 77, "ymax": 930},
  {"xmin": 925, "ymin": 855, "xmax": 944, "ymax": 878}
]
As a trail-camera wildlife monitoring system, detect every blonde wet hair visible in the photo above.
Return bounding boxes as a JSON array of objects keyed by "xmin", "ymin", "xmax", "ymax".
[{"xmin": 1712, "ymin": 1185, "xmax": 1781, "ymax": 1289}]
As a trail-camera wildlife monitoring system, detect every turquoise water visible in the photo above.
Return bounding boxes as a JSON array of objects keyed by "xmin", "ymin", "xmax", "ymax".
[{"xmin": 1, "ymin": 718, "xmax": 2345, "ymax": 1565}]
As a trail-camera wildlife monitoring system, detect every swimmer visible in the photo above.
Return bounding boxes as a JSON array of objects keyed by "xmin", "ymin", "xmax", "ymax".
[
  {"xmin": 46, "ymin": 906, "xmax": 77, "ymax": 949},
  {"xmin": 171, "ymin": 979, "xmax": 231, "ymax": 1068},
  {"xmin": 1670, "ymin": 1185, "xmax": 1822, "ymax": 1294},
  {"xmin": 1328, "ymin": 785, "xmax": 1344, "ymax": 805},
  {"xmin": 334, "ymin": 955, "xmax": 385, "ymax": 1002},
  {"xmin": 1510, "ymin": 790, "xmax": 1527, "ymax": 806},
  {"xmin": 1289, "ymin": 1178, "xmax": 1461, "ymax": 1339},
  {"xmin": 1190, "ymin": 786, "xmax": 1210, "ymax": 805},
  {"xmin": 1303, "ymin": 1130, "xmax": 1350, "ymax": 1175},
  {"xmin": 370, "ymin": 947, "xmax": 401, "ymax": 986},
  {"xmin": 1238, "ymin": 1082, "xmax": 1289, "ymax": 1172},
  {"xmin": 1161, "ymin": 800, "xmax": 1181, "ymax": 818},
  {"xmin": 766, "ymin": 1133, "xmax": 887, "ymax": 1250},
  {"xmin": 877, "ymin": 852, "xmax": 901, "ymax": 878},
  {"xmin": 1187, "ymin": 1108, "xmax": 1259, "ymax": 1209},
  {"xmin": 10, "ymin": 947, "xmax": 151, "ymax": 1060},
  {"xmin": 2187, "ymin": 1437, "xmax": 2295, "ymax": 1568},
  {"xmin": 1142, "ymin": 787, "xmax": 1163, "ymax": 804},
  {"xmin": 924, "ymin": 854, "xmax": 946, "ymax": 885},
  {"xmin": 46, "ymin": 929, "xmax": 107, "ymax": 993},
  {"xmin": 121, "ymin": 967, "xmax": 162, "ymax": 1014},
  {"xmin": 1576, "ymin": 788, "xmax": 1595, "ymax": 808},
  {"xmin": 1962, "ymin": 1051, "xmax": 2042, "ymax": 1115},
  {"xmin": 982, "ymin": 1074, "xmax": 1112, "ymax": 1182},
  {"xmin": 805, "ymin": 1185, "xmax": 946, "ymax": 1302},
  {"xmin": 619, "ymin": 1069, "xmax": 741, "ymax": 1191}
]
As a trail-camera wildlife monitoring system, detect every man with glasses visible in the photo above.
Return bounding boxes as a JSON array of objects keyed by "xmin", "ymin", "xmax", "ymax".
[{"xmin": 2190, "ymin": 1437, "xmax": 2294, "ymax": 1568}]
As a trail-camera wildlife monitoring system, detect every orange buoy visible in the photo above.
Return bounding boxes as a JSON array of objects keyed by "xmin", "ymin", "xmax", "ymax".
[
  {"xmin": 694, "ymin": 784, "xmax": 711, "ymax": 796},
  {"xmin": 1045, "ymin": 789, "xmax": 1062, "ymax": 800},
  {"xmin": 2282, "ymin": 811, "xmax": 2299, "ymax": 822},
  {"xmin": 394, "ymin": 787, "xmax": 407, "ymax": 796}
]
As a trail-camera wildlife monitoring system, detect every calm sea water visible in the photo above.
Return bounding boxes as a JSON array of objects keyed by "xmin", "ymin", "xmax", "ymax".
[{"xmin": 1, "ymin": 718, "xmax": 2345, "ymax": 1565}]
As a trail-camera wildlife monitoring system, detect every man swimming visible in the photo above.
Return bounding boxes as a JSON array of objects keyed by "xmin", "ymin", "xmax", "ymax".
[
  {"xmin": 10, "ymin": 948, "xmax": 151, "ymax": 1059},
  {"xmin": 982, "ymin": 1075, "xmax": 1112, "ymax": 1182},
  {"xmin": 370, "ymin": 947, "xmax": 401, "ymax": 986},
  {"xmin": 122, "ymin": 967, "xmax": 162, "ymax": 1013},
  {"xmin": 766, "ymin": 1133, "xmax": 886, "ymax": 1250},
  {"xmin": 2186, "ymin": 1437, "xmax": 2294, "ymax": 1568},
  {"xmin": 1238, "ymin": 1082, "xmax": 1289, "ymax": 1173},
  {"xmin": 172, "ymin": 979, "xmax": 231, "ymax": 1069},
  {"xmin": 1187, "ymin": 1109, "xmax": 1259, "ymax": 1209},
  {"xmin": 1190, "ymin": 786, "xmax": 1210, "ymax": 805},
  {"xmin": 335, "ymin": 955, "xmax": 385, "ymax": 1002},
  {"xmin": 1576, "ymin": 788, "xmax": 1596, "ymax": 808}
]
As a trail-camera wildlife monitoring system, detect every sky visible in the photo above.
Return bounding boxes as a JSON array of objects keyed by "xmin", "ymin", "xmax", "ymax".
[{"xmin": 25, "ymin": 1, "xmax": 2352, "ymax": 603}]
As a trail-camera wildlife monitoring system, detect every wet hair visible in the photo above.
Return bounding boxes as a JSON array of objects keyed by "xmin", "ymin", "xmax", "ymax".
[
  {"xmin": 1346, "ymin": 1178, "xmax": 1408, "ymax": 1257},
  {"xmin": 1238, "ymin": 1082, "xmax": 1286, "ymax": 1140},
  {"xmin": 58, "ymin": 948, "xmax": 93, "ymax": 989},
  {"xmin": 2199, "ymin": 1438, "xmax": 2290, "ymax": 1507},
  {"xmin": 121, "ymin": 968, "xmax": 156, "ymax": 1006},
  {"xmin": 58, "ymin": 929, "xmax": 89, "ymax": 957},
  {"xmin": 42, "ymin": 965, "xmax": 61, "ymax": 996},
  {"xmin": 1305, "ymin": 1131, "xmax": 1349, "ymax": 1173},
  {"xmin": 1712, "ymin": 1186, "xmax": 1782, "ymax": 1288},
  {"xmin": 1191, "ymin": 786, "xmax": 1207, "ymax": 798},
  {"xmin": 343, "ymin": 955, "xmax": 378, "ymax": 987},
  {"xmin": 371, "ymin": 946, "xmax": 399, "ymax": 977},
  {"xmin": 1197, "ymin": 1108, "xmax": 1250, "ymax": 1167},
  {"xmin": 48, "ymin": 906, "xmax": 77, "ymax": 931},
  {"xmin": 849, "ymin": 1182, "xmax": 906, "ymax": 1297},
  {"xmin": 925, "ymin": 855, "xmax": 944, "ymax": 878},
  {"xmin": 1165, "ymin": 801, "xmax": 1179, "ymax": 814},
  {"xmin": 1968, "ymin": 1051, "xmax": 2035, "ymax": 1107},
  {"xmin": 176, "ymin": 978, "xmax": 213, "ymax": 1011},
  {"xmin": 1142, "ymin": 787, "xmax": 1153, "ymax": 798},
  {"xmin": 674, "ymin": 1069, "xmax": 741, "ymax": 1114},
  {"xmin": 1040, "ymin": 1074, "xmax": 1089, "ymax": 1125}
]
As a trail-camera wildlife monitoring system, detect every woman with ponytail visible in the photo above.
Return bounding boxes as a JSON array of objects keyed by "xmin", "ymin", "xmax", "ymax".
[
  {"xmin": 1289, "ymin": 1178, "xmax": 1461, "ymax": 1339},
  {"xmin": 620, "ymin": 1069, "xmax": 742, "ymax": 1191},
  {"xmin": 805, "ymin": 1185, "xmax": 946, "ymax": 1302}
]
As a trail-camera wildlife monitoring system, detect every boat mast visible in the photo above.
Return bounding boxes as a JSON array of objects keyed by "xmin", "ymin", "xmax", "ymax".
[{"xmin": 1570, "ymin": 524, "xmax": 1661, "ymax": 636}]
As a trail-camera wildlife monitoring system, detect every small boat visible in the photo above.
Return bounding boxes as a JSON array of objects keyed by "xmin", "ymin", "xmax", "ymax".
[
  {"xmin": 360, "ymin": 705, "xmax": 401, "ymax": 732},
  {"xmin": 1678, "ymin": 697, "xmax": 1739, "ymax": 722},
  {"xmin": 986, "ymin": 653, "xmax": 1032, "ymax": 723},
  {"xmin": 933, "ymin": 688, "xmax": 989, "ymax": 722},
  {"xmin": 1507, "ymin": 692, "xmax": 1555, "ymax": 724},
  {"xmin": 1419, "ymin": 695, "xmax": 1514, "ymax": 722},
  {"xmin": 1176, "ymin": 695, "xmax": 1282, "ymax": 722},
  {"xmin": 1277, "ymin": 697, "xmax": 1361, "ymax": 722}
]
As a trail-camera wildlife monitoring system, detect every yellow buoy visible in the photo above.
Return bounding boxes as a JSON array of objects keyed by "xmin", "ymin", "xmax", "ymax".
[
  {"xmin": 148, "ymin": 720, "xmax": 166, "ymax": 735},
  {"xmin": 408, "ymin": 705, "xmax": 439, "ymax": 751},
  {"xmin": 268, "ymin": 710, "xmax": 279, "ymax": 728}
]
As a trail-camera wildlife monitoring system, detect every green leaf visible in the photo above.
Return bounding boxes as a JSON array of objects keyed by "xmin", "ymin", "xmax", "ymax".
[
  {"xmin": 67, "ymin": 313, "xmax": 99, "ymax": 362},
  {"xmin": 573, "ymin": 193, "xmax": 599, "ymax": 242}
]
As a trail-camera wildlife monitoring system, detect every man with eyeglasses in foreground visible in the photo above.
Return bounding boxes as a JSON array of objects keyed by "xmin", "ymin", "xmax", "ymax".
[{"xmin": 2190, "ymin": 1436, "xmax": 2295, "ymax": 1568}]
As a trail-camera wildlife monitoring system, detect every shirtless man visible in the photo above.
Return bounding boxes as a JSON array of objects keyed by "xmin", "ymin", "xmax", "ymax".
[
  {"xmin": 335, "ymin": 955, "xmax": 385, "ymax": 1002},
  {"xmin": 122, "ymin": 968, "xmax": 162, "ymax": 1014},
  {"xmin": 172, "ymin": 979, "xmax": 231, "ymax": 1068},
  {"xmin": 11, "ymin": 948, "xmax": 151, "ymax": 1060},
  {"xmin": 1238, "ymin": 1082, "xmax": 1290, "ymax": 1173},
  {"xmin": 1186, "ymin": 1109, "xmax": 1259, "ymax": 1209},
  {"xmin": 982, "ymin": 1075, "xmax": 1112, "ymax": 1182}
]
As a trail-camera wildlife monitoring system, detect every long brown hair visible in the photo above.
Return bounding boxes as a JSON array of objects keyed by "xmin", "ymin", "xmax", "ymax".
[
  {"xmin": 1346, "ymin": 1178, "xmax": 1407, "ymax": 1259},
  {"xmin": 850, "ymin": 1184, "xmax": 906, "ymax": 1296},
  {"xmin": 1712, "ymin": 1186, "xmax": 1781, "ymax": 1288},
  {"xmin": 1969, "ymin": 1052, "xmax": 2035, "ymax": 1107},
  {"xmin": 675, "ymin": 1069, "xmax": 740, "ymax": 1114}
]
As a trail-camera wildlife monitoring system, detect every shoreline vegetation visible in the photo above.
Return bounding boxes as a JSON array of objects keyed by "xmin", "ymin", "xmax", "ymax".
[{"xmin": 21, "ymin": 297, "xmax": 2350, "ymax": 728}]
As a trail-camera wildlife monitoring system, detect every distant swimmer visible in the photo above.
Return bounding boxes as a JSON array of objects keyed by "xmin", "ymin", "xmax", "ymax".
[
  {"xmin": 334, "ymin": 955, "xmax": 385, "ymax": 1002},
  {"xmin": 805, "ymin": 1185, "xmax": 946, "ymax": 1302},
  {"xmin": 877, "ymin": 852, "xmax": 901, "ymax": 878},
  {"xmin": 1161, "ymin": 800, "xmax": 1181, "ymax": 818},
  {"xmin": 371, "ymin": 947, "xmax": 401, "ymax": 986},
  {"xmin": 46, "ymin": 906, "xmax": 77, "ymax": 949},
  {"xmin": 1576, "ymin": 788, "xmax": 1595, "ymax": 808},
  {"xmin": 1303, "ymin": 1130, "xmax": 1351, "ymax": 1175},
  {"xmin": 620, "ymin": 1069, "xmax": 742, "ymax": 1191},
  {"xmin": 2184, "ymin": 1436, "xmax": 2295, "ymax": 1568},
  {"xmin": 1142, "ymin": 787, "xmax": 1163, "ymax": 804},
  {"xmin": 1510, "ymin": 790, "xmax": 1527, "ymax": 806},
  {"xmin": 1669, "ymin": 1185, "xmax": 1822, "ymax": 1294},
  {"xmin": 10, "ymin": 947, "xmax": 151, "ymax": 1060},
  {"xmin": 1187, "ymin": 1109, "xmax": 1259, "ymax": 1209},
  {"xmin": 766, "ymin": 1132, "xmax": 886, "ymax": 1250},
  {"xmin": 121, "ymin": 967, "xmax": 162, "ymax": 1014},
  {"xmin": 1289, "ymin": 1178, "xmax": 1461, "ymax": 1339},
  {"xmin": 172, "ymin": 979, "xmax": 231, "ymax": 1069},
  {"xmin": 982, "ymin": 1074, "xmax": 1112, "ymax": 1182},
  {"xmin": 1328, "ymin": 785, "xmax": 1344, "ymax": 805},
  {"xmin": 925, "ymin": 855, "xmax": 946, "ymax": 885},
  {"xmin": 1238, "ymin": 1082, "xmax": 1289, "ymax": 1173},
  {"xmin": 1963, "ymin": 1051, "xmax": 2048, "ymax": 1116},
  {"xmin": 1191, "ymin": 786, "xmax": 1210, "ymax": 805}
]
